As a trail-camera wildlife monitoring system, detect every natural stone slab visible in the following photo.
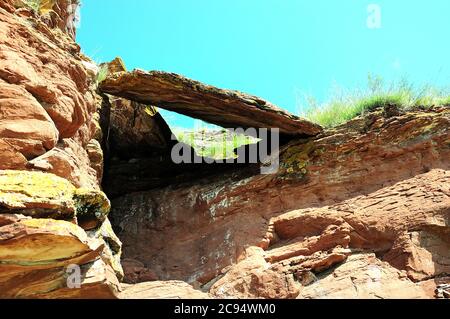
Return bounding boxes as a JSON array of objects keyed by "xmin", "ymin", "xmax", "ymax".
[{"xmin": 100, "ymin": 70, "xmax": 322, "ymax": 136}]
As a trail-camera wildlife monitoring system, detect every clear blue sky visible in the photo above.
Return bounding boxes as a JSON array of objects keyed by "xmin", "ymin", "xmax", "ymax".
[{"xmin": 77, "ymin": 0, "xmax": 450, "ymax": 129}]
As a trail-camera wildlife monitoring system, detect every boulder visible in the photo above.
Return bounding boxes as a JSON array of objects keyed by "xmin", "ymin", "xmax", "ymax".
[
  {"xmin": 0, "ymin": 139, "xmax": 28, "ymax": 170},
  {"xmin": 100, "ymin": 70, "xmax": 322, "ymax": 136},
  {"xmin": 0, "ymin": 79, "xmax": 59, "ymax": 161},
  {"xmin": 0, "ymin": 174, "xmax": 122, "ymax": 298},
  {"xmin": 210, "ymin": 247, "xmax": 300, "ymax": 299},
  {"xmin": 28, "ymin": 138, "xmax": 101, "ymax": 190},
  {"xmin": 102, "ymin": 57, "xmax": 127, "ymax": 74},
  {"xmin": 0, "ymin": 219, "xmax": 103, "ymax": 269},
  {"xmin": 36, "ymin": 259, "xmax": 121, "ymax": 299}
]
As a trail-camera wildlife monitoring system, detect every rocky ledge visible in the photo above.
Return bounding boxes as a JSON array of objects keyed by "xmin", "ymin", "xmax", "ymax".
[{"xmin": 0, "ymin": 0, "xmax": 448, "ymax": 299}]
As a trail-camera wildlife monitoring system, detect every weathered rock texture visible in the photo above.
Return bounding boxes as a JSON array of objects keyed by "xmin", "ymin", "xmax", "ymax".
[
  {"xmin": 0, "ymin": 217, "xmax": 120, "ymax": 299},
  {"xmin": 106, "ymin": 97, "xmax": 173, "ymax": 158},
  {"xmin": 1, "ymin": 0, "xmax": 449, "ymax": 300},
  {"xmin": 111, "ymin": 107, "xmax": 450, "ymax": 299},
  {"xmin": 298, "ymin": 253, "xmax": 431, "ymax": 299},
  {"xmin": 0, "ymin": 0, "xmax": 102, "ymax": 189},
  {"xmin": 0, "ymin": 171, "xmax": 123, "ymax": 298},
  {"xmin": 100, "ymin": 69, "xmax": 322, "ymax": 136},
  {"xmin": 120, "ymin": 281, "xmax": 210, "ymax": 299},
  {"xmin": 0, "ymin": 1, "xmax": 124, "ymax": 298}
]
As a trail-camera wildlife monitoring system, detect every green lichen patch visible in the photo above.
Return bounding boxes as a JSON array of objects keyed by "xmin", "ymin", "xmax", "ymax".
[
  {"xmin": 0, "ymin": 170, "xmax": 111, "ymax": 231},
  {"xmin": 281, "ymin": 141, "xmax": 313, "ymax": 174},
  {"xmin": 73, "ymin": 188, "xmax": 111, "ymax": 230},
  {"xmin": 0, "ymin": 170, "xmax": 75, "ymax": 206},
  {"xmin": 0, "ymin": 170, "xmax": 76, "ymax": 219}
]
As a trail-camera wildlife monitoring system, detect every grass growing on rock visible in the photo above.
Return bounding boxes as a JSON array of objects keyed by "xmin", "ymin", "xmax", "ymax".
[
  {"xmin": 299, "ymin": 75, "xmax": 450, "ymax": 128},
  {"xmin": 95, "ymin": 64, "xmax": 109, "ymax": 86}
]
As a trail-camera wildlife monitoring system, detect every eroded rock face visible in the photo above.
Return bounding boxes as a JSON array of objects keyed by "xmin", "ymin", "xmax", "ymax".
[
  {"xmin": 209, "ymin": 247, "xmax": 300, "ymax": 299},
  {"xmin": 0, "ymin": 2, "xmax": 125, "ymax": 298},
  {"xmin": 1, "ymin": 0, "xmax": 449, "ymax": 300},
  {"xmin": 0, "ymin": 170, "xmax": 109, "ymax": 227},
  {"xmin": 111, "ymin": 107, "xmax": 450, "ymax": 299},
  {"xmin": 0, "ymin": 2, "xmax": 103, "ymax": 187},
  {"xmin": 0, "ymin": 218, "xmax": 120, "ymax": 298},
  {"xmin": 0, "ymin": 79, "xmax": 59, "ymax": 162},
  {"xmin": 28, "ymin": 137, "xmax": 102, "ymax": 189},
  {"xmin": 100, "ymin": 70, "xmax": 322, "ymax": 136},
  {"xmin": 0, "ymin": 171, "xmax": 123, "ymax": 298},
  {"xmin": 0, "ymin": 5, "xmax": 94, "ymax": 139}
]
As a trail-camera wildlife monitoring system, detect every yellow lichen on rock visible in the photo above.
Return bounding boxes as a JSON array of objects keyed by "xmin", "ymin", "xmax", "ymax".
[
  {"xmin": 38, "ymin": 0, "xmax": 56, "ymax": 14},
  {"xmin": 73, "ymin": 188, "xmax": 111, "ymax": 230},
  {"xmin": 280, "ymin": 140, "xmax": 318, "ymax": 177},
  {"xmin": 22, "ymin": 218, "xmax": 87, "ymax": 238},
  {"xmin": 0, "ymin": 170, "xmax": 111, "ymax": 230},
  {"xmin": 0, "ymin": 170, "xmax": 76, "ymax": 219},
  {"xmin": 0, "ymin": 170, "xmax": 75, "ymax": 207}
]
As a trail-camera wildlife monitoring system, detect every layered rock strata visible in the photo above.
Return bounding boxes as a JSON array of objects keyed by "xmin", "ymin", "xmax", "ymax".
[
  {"xmin": 100, "ymin": 70, "xmax": 322, "ymax": 136},
  {"xmin": 110, "ymin": 107, "xmax": 450, "ymax": 299}
]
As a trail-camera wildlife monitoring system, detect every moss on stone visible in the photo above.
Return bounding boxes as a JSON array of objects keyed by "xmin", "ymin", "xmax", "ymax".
[
  {"xmin": 281, "ymin": 141, "xmax": 316, "ymax": 175},
  {"xmin": 73, "ymin": 188, "xmax": 110, "ymax": 230}
]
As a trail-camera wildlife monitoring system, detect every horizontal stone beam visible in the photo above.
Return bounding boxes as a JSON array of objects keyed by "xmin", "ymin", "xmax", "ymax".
[{"xmin": 100, "ymin": 70, "xmax": 322, "ymax": 136}]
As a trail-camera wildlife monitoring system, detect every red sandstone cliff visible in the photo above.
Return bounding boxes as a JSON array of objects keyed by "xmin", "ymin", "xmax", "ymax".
[
  {"xmin": 0, "ymin": 0, "xmax": 121, "ymax": 298},
  {"xmin": 0, "ymin": 0, "xmax": 448, "ymax": 299},
  {"xmin": 110, "ymin": 107, "xmax": 449, "ymax": 299}
]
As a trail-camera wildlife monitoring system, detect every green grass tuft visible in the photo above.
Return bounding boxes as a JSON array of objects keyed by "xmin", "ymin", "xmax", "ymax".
[
  {"xmin": 437, "ymin": 96, "xmax": 450, "ymax": 106},
  {"xmin": 95, "ymin": 64, "xmax": 109, "ymax": 86},
  {"xmin": 299, "ymin": 75, "xmax": 450, "ymax": 128}
]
